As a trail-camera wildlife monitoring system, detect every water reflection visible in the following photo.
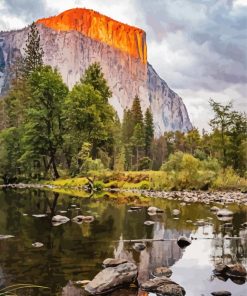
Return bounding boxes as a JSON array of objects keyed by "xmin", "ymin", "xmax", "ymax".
[{"xmin": 0, "ymin": 189, "xmax": 246, "ymax": 295}]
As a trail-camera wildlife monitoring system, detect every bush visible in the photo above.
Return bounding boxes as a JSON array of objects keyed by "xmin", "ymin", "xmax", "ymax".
[{"xmin": 161, "ymin": 152, "xmax": 220, "ymax": 190}]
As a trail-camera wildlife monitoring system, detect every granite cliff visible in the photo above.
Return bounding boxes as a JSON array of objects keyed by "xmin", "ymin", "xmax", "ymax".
[{"xmin": 0, "ymin": 8, "xmax": 192, "ymax": 135}]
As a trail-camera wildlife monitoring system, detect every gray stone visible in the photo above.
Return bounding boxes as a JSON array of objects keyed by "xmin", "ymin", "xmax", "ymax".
[
  {"xmin": 102, "ymin": 258, "xmax": 128, "ymax": 268},
  {"xmin": 32, "ymin": 242, "xmax": 44, "ymax": 248},
  {"xmin": 141, "ymin": 276, "xmax": 185, "ymax": 296},
  {"xmin": 226, "ymin": 264, "xmax": 247, "ymax": 278},
  {"xmin": 85, "ymin": 262, "xmax": 138, "ymax": 295},
  {"xmin": 52, "ymin": 215, "xmax": 70, "ymax": 226},
  {"xmin": 153, "ymin": 267, "xmax": 172, "ymax": 278}
]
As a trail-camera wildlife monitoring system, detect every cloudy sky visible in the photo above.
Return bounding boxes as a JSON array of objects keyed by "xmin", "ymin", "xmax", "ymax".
[{"xmin": 0, "ymin": 0, "xmax": 246, "ymax": 130}]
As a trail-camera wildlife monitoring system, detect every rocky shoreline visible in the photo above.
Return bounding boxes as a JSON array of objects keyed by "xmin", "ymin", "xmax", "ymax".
[{"xmin": 1, "ymin": 183, "xmax": 247, "ymax": 205}]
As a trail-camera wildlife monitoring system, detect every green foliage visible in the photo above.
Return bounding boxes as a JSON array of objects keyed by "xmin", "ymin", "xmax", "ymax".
[
  {"xmin": 161, "ymin": 152, "xmax": 220, "ymax": 190},
  {"xmin": 144, "ymin": 107, "xmax": 154, "ymax": 157},
  {"xmin": 23, "ymin": 22, "xmax": 44, "ymax": 76},
  {"xmin": 21, "ymin": 65, "xmax": 68, "ymax": 178}
]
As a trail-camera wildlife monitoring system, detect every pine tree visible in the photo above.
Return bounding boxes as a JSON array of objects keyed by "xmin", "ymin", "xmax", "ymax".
[
  {"xmin": 131, "ymin": 95, "xmax": 143, "ymax": 126},
  {"xmin": 81, "ymin": 62, "xmax": 112, "ymax": 102},
  {"xmin": 144, "ymin": 107, "xmax": 154, "ymax": 157},
  {"xmin": 23, "ymin": 22, "xmax": 44, "ymax": 76}
]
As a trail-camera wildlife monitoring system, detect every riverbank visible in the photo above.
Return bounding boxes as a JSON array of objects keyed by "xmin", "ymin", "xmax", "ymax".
[{"xmin": 1, "ymin": 182, "xmax": 247, "ymax": 205}]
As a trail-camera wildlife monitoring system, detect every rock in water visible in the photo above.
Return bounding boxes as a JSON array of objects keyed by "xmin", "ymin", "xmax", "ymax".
[
  {"xmin": 172, "ymin": 209, "xmax": 180, "ymax": 216},
  {"xmin": 133, "ymin": 243, "xmax": 146, "ymax": 252},
  {"xmin": 226, "ymin": 264, "xmax": 247, "ymax": 278},
  {"xmin": 144, "ymin": 220, "xmax": 155, "ymax": 226},
  {"xmin": 85, "ymin": 262, "xmax": 138, "ymax": 295},
  {"xmin": 32, "ymin": 242, "xmax": 44, "ymax": 248},
  {"xmin": 152, "ymin": 267, "xmax": 172, "ymax": 278},
  {"xmin": 102, "ymin": 258, "xmax": 128, "ymax": 268},
  {"xmin": 211, "ymin": 292, "xmax": 231, "ymax": 296},
  {"xmin": 72, "ymin": 215, "xmax": 94, "ymax": 224},
  {"xmin": 177, "ymin": 236, "xmax": 191, "ymax": 248},
  {"xmin": 217, "ymin": 209, "xmax": 233, "ymax": 217},
  {"xmin": 147, "ymin": 207, "xmax": 164, "ymax": 213},
  {"xmin": 52, "ymin": 215, "xmax": 70, "ymax": 226},
  {"xmin": 141, "ymin": 276, "xmax": 185, "ymax": 296}
]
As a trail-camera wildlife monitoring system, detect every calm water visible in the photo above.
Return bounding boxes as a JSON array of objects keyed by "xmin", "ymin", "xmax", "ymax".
[{"xmin": 0, "ymin": 189, "xmax": 246, "ymax": 296}]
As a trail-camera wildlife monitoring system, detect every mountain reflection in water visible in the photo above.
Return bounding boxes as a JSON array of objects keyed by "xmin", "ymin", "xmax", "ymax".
[{"xmin": 0, "ymin": 189, "xmax": 246, "ymax": 296}]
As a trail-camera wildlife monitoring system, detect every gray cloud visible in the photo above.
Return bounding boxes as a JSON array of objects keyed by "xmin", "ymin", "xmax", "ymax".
[{"xmin": 1, "ymin": 0, "xmax": 55, "ymax": 24}]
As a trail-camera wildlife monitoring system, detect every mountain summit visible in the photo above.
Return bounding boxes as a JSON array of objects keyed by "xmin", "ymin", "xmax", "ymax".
[
  {"xmin": 37, "ymin": 8, "xmax": 147, "ymax": 63},
  {"xmin": 0, "ymin": 8, "xmax": 192, "ymax": 135}
]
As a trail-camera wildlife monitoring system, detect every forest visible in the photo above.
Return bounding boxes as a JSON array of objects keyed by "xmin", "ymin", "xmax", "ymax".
[{"xmin": 0, "ymin": 23, "xmax": 246, "ymax": 190}]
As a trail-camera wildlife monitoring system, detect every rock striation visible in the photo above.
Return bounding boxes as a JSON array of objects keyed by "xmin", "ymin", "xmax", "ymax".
[{"xmin": 0, "ymin": 8, "xmax": 192, "ymax": 135}]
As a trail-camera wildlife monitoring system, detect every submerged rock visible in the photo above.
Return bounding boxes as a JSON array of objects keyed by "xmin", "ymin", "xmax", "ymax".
[
  {"xmin": 85, "ymin": 262, "xmax": 138, "ymax": 295},
  {"xmin": 152, "ymin": 267, "xmax": 172, "ymax": 278},
  {"xmin": 103, "ymin": 258, "xmax": 128, "ymax": 268},
  {"xmin": 141, "ymin": 276, "xmax": 185, "ymax": 296},
  {"xmin": 177, "ymin": 236, "xmax": 191, "ymax": 248}
]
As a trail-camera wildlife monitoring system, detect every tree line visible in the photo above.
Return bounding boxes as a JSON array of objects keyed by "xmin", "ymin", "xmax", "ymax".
[{"xmin": 0, "ymin": 23, "xmax": 246, "ymax": 183}]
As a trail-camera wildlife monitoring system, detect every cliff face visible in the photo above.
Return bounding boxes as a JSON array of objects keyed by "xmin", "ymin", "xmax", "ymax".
[
  {"xmin": 0, "ymin": 9, "xmax": 192, "ymax": 135},
  {"xmin": 37, "ymin": 8, "xmax": 147, "ymax": 64}
]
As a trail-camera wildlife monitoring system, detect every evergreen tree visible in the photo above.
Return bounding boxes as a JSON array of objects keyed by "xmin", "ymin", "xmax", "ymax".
[
  {"xmin": 131, "ymin": 95, "xmax": 143, "ymax": 126},
  {"xmin": 81, "ymin": 62, "xmax": 112, "ymax": 102},
  {"xmin": 23, "ymin": 22, "xmax": 44, "ymax": 76},
  {"xmin": 131, "ymin": 123, "xmax": 145, "ymax": 170},
  {"xmin": 144, "ymin": 107, "xmax": 154, "ymax": 157}
]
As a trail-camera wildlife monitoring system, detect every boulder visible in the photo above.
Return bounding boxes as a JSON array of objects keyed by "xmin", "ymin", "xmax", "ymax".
[
  {"xmin": 177, "ymin": 236, "xmax": 191, "ymax": 248},
  {"xmin": 226, "ymin": 264, "xmax": 247, "ymax": 278},
  {"xmin": 141, "ymin": 276, "xmax": 185, "ymax": 296},
  {"xmin": 211, "ymin": 292, "xmax": 231, "ymax": 296},
  {"xmin": 102, "ymin": 258, "xmax": 128, "ymax": 268},
  {"xmin": 152, "ymin": 267, "xmax": 172, "ymax": 278},
  {"xmin": 85, "ymin": 262, "xmax": 138, "ymax": 295}
]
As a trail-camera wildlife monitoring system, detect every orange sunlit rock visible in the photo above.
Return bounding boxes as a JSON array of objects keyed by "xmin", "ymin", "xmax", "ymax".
[{"xmin": 37, "ymin": 8, "xmax": 147, "ymax": 63}]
